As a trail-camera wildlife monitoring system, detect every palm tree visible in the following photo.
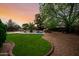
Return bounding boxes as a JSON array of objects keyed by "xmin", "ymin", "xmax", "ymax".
[
  {"xmin": 28, "ymin": 23, "xmax": 34, "ymax": 33},
  {"xmin": 22, "ymin": 23, "xmax": 29, "ymax": 32}
]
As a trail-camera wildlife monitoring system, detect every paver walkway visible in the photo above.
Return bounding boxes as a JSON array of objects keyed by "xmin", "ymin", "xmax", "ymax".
[
  {"xmin": 0, "ymin": 41, "xmax": 15, "ymax": 56},
  {"xmin": 43, "ymin": 32, "xmax": 79, "ymax": 56}
]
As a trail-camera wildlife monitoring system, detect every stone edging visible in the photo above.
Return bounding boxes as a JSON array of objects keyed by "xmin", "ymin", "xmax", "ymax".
[
  {"xmin": 0, "ymin": 37, "xmax": 53, "ymax": 56},
  {"xmin": 9, "ymin": 40, "xmax": 53, "ymax": 56},
  {"xmin": 44, "ymin": 43, "xmax": 54, "ymax": 56},
  {"xmin": 11, "ymin": 37, "xmax": 54, "ymax": 56},
  {"xmin": 42, "ymin": 37, "xmax": 54, "ymax": 56}
]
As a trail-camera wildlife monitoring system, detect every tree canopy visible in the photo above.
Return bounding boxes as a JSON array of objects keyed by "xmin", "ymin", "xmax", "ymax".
[
  {"xmin": 7, "ymin": 19, "xmax": 21, "ymax": 31},
  {"xmin": 40, "ymin": 3, "xmax": 79, "ymax": 33}
]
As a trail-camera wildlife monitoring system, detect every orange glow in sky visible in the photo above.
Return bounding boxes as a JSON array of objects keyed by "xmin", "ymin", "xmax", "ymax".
[{"xmin": 0, "ymin": 3, "xmax": 39, "ymax": 26}]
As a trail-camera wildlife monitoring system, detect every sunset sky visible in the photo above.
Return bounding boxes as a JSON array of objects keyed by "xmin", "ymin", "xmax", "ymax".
[{"xmin": 0, "ymin": 3, "xmax": 39, "ymax": 26}]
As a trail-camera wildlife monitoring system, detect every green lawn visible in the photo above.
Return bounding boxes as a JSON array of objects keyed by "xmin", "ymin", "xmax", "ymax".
[{"xmin": 7, "ymin": 34, "xmax": 51, "ymax": 56}]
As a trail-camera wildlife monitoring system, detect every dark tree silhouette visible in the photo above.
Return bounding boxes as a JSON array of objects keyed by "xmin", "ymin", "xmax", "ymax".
[
  {"xmin": 7, "ymin": 19, "xmax": 21, "ymax": 31},
  {"xmin": 28, "ymin": 23, "xmax": 34, "ymax": 32},
  {"xmin": 0, "ymin": 19, "xmax": 6, "ymax": 47},
  {"xmin": 22, "ymin": 23, "xmax": 29, "ymax": 32},
  {"xmin": 34, "ymin": 14, "xmax": 44, "ymax": 30}
]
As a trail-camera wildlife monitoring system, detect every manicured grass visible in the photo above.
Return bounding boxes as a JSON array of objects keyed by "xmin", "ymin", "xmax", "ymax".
[{"xmin": 7, "ymin": 34, "xmax": 51, "ymax": 56}]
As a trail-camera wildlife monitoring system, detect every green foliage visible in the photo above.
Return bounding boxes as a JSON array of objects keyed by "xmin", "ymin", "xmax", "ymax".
[
  {"xmin": 7, "ymin": 19, "xmax": 21, "ymax": 31},
  {"xmin": 22, "ymin": 23, "xmax": 29, "ymax": 31},
  {"xmin": 0, "ymin": 19, "xmax": 6, "ymax": 47},
  {"xmin": 40, "ymin": 3, "xmax": 79, "ymax": 33},
  {"xmin": 43, "ymin": 18, "xmax": 58, "ymax": 30},
  {"xmin": 28, "ymin": 23, "xmax": 34, "ymax": 32}
]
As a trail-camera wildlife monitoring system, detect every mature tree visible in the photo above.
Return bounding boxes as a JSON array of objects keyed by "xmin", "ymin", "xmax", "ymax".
[
  {"xmin": 22, "ymin": 23, "xmax": 29, "ymax": 31},
  {"xmin": 0, "ymin": 19, "xmax": 6, "ymax": 47},
  {"xmin": 7, "ymin": 19, "xmax": 15, "ymax": 31},
  {"xmin": 7, "ymin": 19, "xmax": 21, "ymax": 31},
  {"xmin": 43, "ymin": 17, "xmax": 59, "ymax": 31},
  {"xmin": 40, "ymin": 3, "xmax": 79, "ymax": 33},
  {"xmin": 40, "ymin": 4, "xmax": 60, "ymax": 31},
  {"xmin": 34, "ymin": 14, "xmax": 44, "ymax": 30},
  {"xmin": 14, "ymin": 24, "xmax": 21, "ymax": 31},
  {"xmin": 28, "ymin": 23, "xmax": 34, "ymax": 32}
]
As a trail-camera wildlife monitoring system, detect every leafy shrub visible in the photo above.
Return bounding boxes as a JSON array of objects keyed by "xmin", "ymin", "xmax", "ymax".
[
  {"xmin": 7, "ymin": 20, "xmax": 21, "ymax": 31},
  {"xmin": 43, "ymin": 18, "xmax": 58, "ymax": 31},
  {"xmin": 0, "ymin": 20, "xmax": 6, "ymax": 47},
  {"xmin": 28, "ymin": 23, "xmax": 35, "ymax": 32},
  {"xmin": 22, "ymin": 23, "xmax": 29, "ymax": 30}
]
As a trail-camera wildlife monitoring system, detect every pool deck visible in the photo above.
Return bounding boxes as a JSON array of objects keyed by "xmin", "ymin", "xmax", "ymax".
[{"xmin": 7, "ymin": 31, "xmax": 45, "ymax": 34}]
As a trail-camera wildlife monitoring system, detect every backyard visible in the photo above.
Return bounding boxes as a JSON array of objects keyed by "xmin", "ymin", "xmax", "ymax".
[
  {"xmin": 6, "ymin": 34, "xmax": 51, "ymax": 56},
  {"xmin": 0, "ymin": 3, "xmax": 79, "ymax": 56}
]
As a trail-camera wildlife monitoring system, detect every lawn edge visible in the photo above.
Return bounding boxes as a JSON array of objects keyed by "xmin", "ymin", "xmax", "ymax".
[{"xmin": 42, "ymin": 36, "xmax": 54, "ymax": 56}]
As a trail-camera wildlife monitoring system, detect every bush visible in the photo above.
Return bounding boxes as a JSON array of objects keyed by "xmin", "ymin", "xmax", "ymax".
[
  {"xmin": 43, "ymin": 18, "xmax": 58, "ymax": 31},
  {"xmin": 28, "ymin": 23, "xmax": 35, "ymax": 32},
  {"xmin": 7, "ymin": 20, "xmax": 21, "ymax": 31},
  {"xmin": 22, "ymin": 23, "xmax": 29, "ymax": 32},
  {"xmin": 0, "ymin": 20, "xmax": 6, "ymax": 47}
]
